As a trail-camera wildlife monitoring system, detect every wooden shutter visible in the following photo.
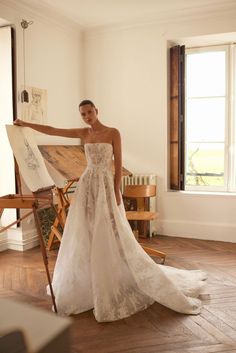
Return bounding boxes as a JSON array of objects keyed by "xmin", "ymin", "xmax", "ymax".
[{"xmin": 169, "ymin": 45, "xmax": 185, "ymax": 190}]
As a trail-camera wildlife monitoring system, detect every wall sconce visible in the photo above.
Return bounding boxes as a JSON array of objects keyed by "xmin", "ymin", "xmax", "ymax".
[{"xmin": 21, "ymin": 19, "xmax": 33, "ymax": 103}]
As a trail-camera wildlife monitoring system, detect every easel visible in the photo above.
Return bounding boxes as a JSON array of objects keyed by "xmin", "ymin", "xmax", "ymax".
[
  {"xmin": 47, "ymin": 179, "xmax": 77, "ymax": 250},
  {"xmin": 0, "ymin": 161, "xmax": 58, "ymax": 313}
]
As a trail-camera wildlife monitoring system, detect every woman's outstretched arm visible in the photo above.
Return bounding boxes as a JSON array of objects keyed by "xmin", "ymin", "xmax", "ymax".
[
  {"xmin": 13, "ymin": 118, "xmax": 87, "ymax": 139},
  {"xmin": 112, "ymin": 128, "xmax": 122, "ymax": 206}
]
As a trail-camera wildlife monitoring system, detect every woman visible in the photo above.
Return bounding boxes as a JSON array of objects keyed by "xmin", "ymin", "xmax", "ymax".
[{"xmin": 14, "ymin": 99, "xmax": 207, "ymax": 322}]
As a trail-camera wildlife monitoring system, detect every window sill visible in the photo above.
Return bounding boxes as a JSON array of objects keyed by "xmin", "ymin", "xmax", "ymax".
[{"xmin": 167, "ymin": 190, "xmax": 236, "ymax": 197}]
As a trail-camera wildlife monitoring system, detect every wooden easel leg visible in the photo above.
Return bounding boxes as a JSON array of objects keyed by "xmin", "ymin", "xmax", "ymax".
[{"xmin": 32, "ymin": 204, "xmax": 58, "ymax": 314}]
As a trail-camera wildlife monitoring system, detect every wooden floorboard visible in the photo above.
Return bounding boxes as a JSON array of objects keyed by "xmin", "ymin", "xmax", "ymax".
[{"xmin": 1, "ymin": 235, "xmax": 236, "ymax": 353}]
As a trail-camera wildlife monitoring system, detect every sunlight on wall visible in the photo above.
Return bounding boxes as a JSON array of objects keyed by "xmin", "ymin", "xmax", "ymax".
[{"xmin": 0, "ymin": 26, "xmax": 16, "ymax": 226}]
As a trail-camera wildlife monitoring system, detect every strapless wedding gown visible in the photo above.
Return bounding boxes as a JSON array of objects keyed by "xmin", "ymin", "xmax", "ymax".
[{"xmin": 49, "ymin": 143, "xmax": 207, "ymax": 322}]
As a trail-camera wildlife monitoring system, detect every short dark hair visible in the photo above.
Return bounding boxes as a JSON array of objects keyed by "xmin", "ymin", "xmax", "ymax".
[{"xmin": 79, "ymin": 99, "xmax": 95, "ymax": 109}]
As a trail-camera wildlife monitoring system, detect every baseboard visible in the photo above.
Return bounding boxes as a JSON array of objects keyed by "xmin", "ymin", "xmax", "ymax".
[
  {"xmin": 159, "ymin": 219, "xmax": 236, "ymax": 243},
  {"xmin": 4, "ymin": 228, "xmax": 39, "ymax": 251}
]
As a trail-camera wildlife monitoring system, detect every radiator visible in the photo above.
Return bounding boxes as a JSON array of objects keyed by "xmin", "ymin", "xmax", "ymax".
[
  {"xmin": 121, "ymin": 174, "xmax": 157, "ymax": 193},
  {"xmin": 121, "ymin": 174, "xmax": 158, "ymax": 237}
]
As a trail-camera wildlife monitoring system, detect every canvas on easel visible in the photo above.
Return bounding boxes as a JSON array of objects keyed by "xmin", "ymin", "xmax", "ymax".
[{"xmin": 6, "ymin": 125, "xmax": 54, "ymax": 191}]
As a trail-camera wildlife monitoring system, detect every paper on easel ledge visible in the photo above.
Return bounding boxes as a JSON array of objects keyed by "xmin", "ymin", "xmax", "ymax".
[{"xmin": 6, "ymin": 125, "xmax": 55, "ymax": 192}]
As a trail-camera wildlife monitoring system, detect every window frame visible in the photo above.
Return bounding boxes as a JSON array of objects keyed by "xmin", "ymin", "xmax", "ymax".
[{"xmin": 184, "ymin": 45, "xmax": 230, "ymax": 192}]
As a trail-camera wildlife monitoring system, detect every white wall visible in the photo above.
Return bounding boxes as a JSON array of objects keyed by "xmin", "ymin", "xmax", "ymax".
[
  {"xmin": 84, "ymin": 11, "xmax": 236, "ymax": 242},
  {"xmin": 0, "ymin": 0, "xmax": 84, "ymax": 250}
]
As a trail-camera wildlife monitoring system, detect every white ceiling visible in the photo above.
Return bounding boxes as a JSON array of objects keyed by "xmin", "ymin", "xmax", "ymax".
[{"xmin": 18, "ymin": 0, "xmax": 236, "ymax": 29}]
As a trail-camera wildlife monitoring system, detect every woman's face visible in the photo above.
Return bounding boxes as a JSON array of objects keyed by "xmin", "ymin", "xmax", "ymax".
[{"xmin": 80, "ymin": 104, "xmax": 98, "ymax": 126}]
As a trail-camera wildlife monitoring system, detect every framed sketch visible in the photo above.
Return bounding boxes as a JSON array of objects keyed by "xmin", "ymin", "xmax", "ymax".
[{"xmin": 21, "ymin": 86, "xmax": 47, "ymax": 124}]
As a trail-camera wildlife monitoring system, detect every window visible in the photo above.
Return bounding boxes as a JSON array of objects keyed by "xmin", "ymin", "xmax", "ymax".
[
  {"xmin": 170, "ymin": 44, "xmax": 236, "ymax": 193},
  {"xmin": 185, "ymin": 46, "xmax": 229, "ymax": 191}
]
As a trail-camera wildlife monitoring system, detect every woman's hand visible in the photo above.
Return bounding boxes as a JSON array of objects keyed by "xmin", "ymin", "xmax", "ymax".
[{"xmin": 14, "ymin": 119, "xmax": 25, "ymax": 127}]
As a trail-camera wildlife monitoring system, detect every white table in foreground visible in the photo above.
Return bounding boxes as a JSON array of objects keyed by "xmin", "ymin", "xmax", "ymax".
[{"xmin": 0, "ymin": 298, "xmax": 72, "ymax": 353}]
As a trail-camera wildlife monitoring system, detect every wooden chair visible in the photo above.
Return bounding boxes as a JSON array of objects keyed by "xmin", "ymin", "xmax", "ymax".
[{"xmin": 123, "ymin": 184, "xmax": 166, "ymax": 263}]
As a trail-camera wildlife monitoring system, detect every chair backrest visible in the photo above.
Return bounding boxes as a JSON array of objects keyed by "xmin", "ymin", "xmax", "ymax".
[{"xmin": 123, "ymin": 184, "xmax": 156, "ymax": 198}]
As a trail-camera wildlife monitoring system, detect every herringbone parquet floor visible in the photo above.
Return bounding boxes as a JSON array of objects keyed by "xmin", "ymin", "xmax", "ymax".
[{"xmin": 1, "ymin": 235, "xmax": 236, "ymax": 353}]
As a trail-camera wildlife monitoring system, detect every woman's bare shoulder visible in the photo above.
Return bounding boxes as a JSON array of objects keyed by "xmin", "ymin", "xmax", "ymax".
[
  {"xmin": 81, "ymin": 127, "xmax": 90, "ymax": 137},
  {"xmin": 109, "ymin": 127, "xmax": 120, "ymax": 137},
  {"xmin": 109, "ymin": 128, "xmax": 121, "ymax": 147}
]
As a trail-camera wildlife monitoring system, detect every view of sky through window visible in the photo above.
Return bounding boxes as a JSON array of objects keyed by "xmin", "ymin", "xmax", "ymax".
[{"xmin": 185, "ymin": 49, "xmax": 226, "ymax": 189}]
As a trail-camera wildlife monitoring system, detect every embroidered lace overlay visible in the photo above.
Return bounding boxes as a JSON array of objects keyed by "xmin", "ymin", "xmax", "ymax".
[{"xmin": 48, "ymin": 143, "xmax": 207, "ymax": 322}]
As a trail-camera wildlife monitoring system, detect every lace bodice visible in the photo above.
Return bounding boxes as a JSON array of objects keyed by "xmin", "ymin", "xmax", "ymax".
[{"xmin": 85, "ymin": 143, "xmax": 113, "ymax": 169}]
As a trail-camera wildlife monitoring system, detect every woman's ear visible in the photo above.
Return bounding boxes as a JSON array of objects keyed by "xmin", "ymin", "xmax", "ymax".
[{"xmin": 95, "ymin": 108, "xmax": 98, "ymax": 114}]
